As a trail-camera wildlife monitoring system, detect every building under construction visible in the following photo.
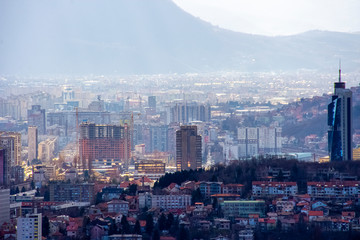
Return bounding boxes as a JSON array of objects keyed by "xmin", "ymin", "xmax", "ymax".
[{"xmin": 79, "ymin": 123, "xmax": 131, "ymax": 173}]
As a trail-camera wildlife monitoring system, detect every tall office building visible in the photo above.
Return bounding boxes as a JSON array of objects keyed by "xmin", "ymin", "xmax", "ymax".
[
  {"xmin": 0, "ymin": 188, "xmax": 10, "ymax": 225},
  {"xmin": 27, "ymin": 105, "xmax": 46, "ymax": 134},
  {"xmin": 16, "ymin": 213, "xmax": 42, "ymax": 240},
  {"xmin": 176, "ymin": 126, "xmax": 202, "ymax": 171},
  {"xmin": 28, "ymin": 126, "xmax": 38, "ymax": 161},
  {"xmin": 0, "ymin": 131, "xmax": 21, "ymax": 165},
  {"xmin": 328, "ymin": 68, "xmax": 353, "ymax": 161},
  {"xmin": 79, "ymin": 123, "xmax": 131, "ymax": 171}
]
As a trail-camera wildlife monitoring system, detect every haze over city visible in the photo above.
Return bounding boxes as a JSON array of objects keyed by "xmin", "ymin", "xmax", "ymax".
[{"xmin": 0, "ymin": 1, "xmax": 360, "ymax": 240}]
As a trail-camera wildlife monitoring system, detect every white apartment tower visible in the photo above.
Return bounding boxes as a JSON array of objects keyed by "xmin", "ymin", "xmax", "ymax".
[{"xmin": 17, "ymin": 213, "xmax": 42, "ymax": 240}]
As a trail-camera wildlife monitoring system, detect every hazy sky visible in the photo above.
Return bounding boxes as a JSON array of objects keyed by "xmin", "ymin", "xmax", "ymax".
[{"xmin": 173, "ymin": 0, "xmax": 360, "ymax": 36}]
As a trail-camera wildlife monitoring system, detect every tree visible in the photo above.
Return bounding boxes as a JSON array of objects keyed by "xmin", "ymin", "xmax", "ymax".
[
  {"xmin": 276, "ymin": 169, "xmax": 284, "ymax": 182},
  {"xmin": 121, "ymin": 216, "xmax": 131, "ymax": 234},
  {"xmin": 133, "ymin": 220, "xmax": 141, "ymax": 235},
  {"xmin": 166, "ymin": 213, "xmax": 174, "ymax": 230},
  {"xmin": 152, "ymin": 228, "xmax": 160, "ymax": 240},
  {"xmin": 145, "ymin": 213, "xmax": 154, "ymax": 235},
  {"xmin": 128, "ymin": 184, "xmax": 137, "ymax": 196},
  {"xmin": 42, "ymin": 216, "xmax": 50, "ymax": 237},
  {"xmin": 177, "ymin": 226, "xmax": 189, "ymax": 240},
  {"xmin": 15, "ymin": 186, "xmax": 20, "ymax": 194},
  {"xmin": 212, "ymin": 197, "xmax": 218, "ymax": 210},
  {"xmin": 82, "ymin": 216, "xmax": 90, "ymax": 236},
  {"xmin": 191, "ymin": 188, "xmax": 203, "ymax": 204},
  {"xmin": 109, "ymin": 220, "xmax": 118, "ymax": 235},
  {"xmin": 35, "ymin": 188, "xmax": 40, "ymax": 197},
  {"xmin": 44, "ymin": 189, "xmax": 50, "ymax": 201},
  {"xmin": 95, "ymin": 192, "xmax": 103, "ymax": 205},
  {"xmin": 158, "ymin": 213, "xmax": 166, "ymax": 231},
  {"xmin": 21, "ymin": 186, "xmax": 26, "ymax": 192},
  {"xmin": 30, "ymin": 180, "xmax": 35, "ymax": 190}
]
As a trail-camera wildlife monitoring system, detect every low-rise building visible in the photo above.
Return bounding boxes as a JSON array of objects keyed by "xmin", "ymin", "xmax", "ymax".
[
  {"xmin": 108, "ymin": 200, "xmax": 129, "ymax": 216},
  {"xmin": 307, "ymin": 181, "xmax": 360, "ymax": 200},
  {"xmin": 252, "ymin": 181, "xmax": 298, "ymax": 197},
  {"xmin": 49, "ymin": 181, "xmax": 95, "ymax": 204},
  {"xmin": 221, "ymin": 200, "xmax": 266, "ymax": 218},
  {"xmin": 151, "ymin": 194, "xmax": 191, "ymax": 210},
  {"xmin": 197, "ymin": 182, "xmax": 222, "ymax": 198}
]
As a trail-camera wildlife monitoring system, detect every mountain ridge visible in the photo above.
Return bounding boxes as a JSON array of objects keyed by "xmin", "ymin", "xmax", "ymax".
[{"xmin": 0, "ymin": 0, "xmax": 359, "ymax": 75}]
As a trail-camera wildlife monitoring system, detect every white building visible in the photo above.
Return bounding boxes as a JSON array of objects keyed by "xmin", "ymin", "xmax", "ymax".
[
  {"xmin": 238, "ymin": 127, "xmax": 282, "ymax": 158},
  {"xmin": 252, "ymin": 182, "xmax": 298, "ymax": 197},
  {"xmin": 139, "ymin": 194, "xmax": 191, "ymax": 210},
  {"xmin": 17, "ymin": 213, "xmax": 42, "ymax": 240}
]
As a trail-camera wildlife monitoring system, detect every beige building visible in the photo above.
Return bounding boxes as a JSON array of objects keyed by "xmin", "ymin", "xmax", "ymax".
[{"xmin": 28, "ymin": 126, "xmax": 38, "ymax": 161}]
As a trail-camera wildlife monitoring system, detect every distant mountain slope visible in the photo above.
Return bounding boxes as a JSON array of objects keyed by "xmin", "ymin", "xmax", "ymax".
[{"xmin": 0, "ymin": 0, "xmax": 359, "ymax": 75}]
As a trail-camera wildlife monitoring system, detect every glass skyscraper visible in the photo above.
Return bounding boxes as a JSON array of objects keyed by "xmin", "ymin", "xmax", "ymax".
[{"xmin": 328, "ymin": 69, "xmax": 352, "ymax": 161}]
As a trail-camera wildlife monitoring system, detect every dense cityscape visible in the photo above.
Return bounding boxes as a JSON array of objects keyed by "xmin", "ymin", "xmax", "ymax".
[
  {"xmin": 1, "ymin": 0, "xmax": 360, "ymax": 240},
  {"xmin": 0, "ymin": 69, "xmax": 359, "ymax": 240}
]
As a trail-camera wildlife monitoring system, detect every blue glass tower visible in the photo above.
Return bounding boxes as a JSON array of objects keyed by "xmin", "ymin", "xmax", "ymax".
[{"xmin": 328, "ymin": 68, "xmax": 352, "ymax": 161}]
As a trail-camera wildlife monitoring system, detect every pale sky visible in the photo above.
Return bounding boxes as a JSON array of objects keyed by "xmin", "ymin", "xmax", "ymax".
[{"xmin": 173, "ymin": 0, "xmax": 360, "ymax": 36}]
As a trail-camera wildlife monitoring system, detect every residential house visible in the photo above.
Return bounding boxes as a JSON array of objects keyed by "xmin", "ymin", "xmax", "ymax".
[{"xmin": 107, "ymin": 200, "xmax": 129, "ymax": 216}]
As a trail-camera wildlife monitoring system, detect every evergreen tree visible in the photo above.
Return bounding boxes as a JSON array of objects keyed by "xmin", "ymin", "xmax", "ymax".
[
  {"xmin": 145, "ymin": 213, "xmax": 154, "ymax": 235},
  {"xmin": 21, "ymin": 186, "xmax": 26, "ymax": 192},
  {"xmin": 44, "ymin": 189, "xmax": 50, "ymax": 201},
  {"xmin": 166, "ymin": 213, "xmax": 174, "ymax": 230},
  {"xmin": 15, "ymin": 186, "xmax": 20, "ymax": 194},
  {"xmin": 133, "ymin": 220, "xmax": 141, "ymax": 235},
  {"xmin": 177, "ymin": 226, "xmax": 189, "ymax": 240},
  {"xmin": 191, "ymin": 188, "xmax": 203, "ymax": 204},
  {"xmin": 158, "ymin": 213, "xmax": 166, "ymax": 231},
  {"xmin": 121, "ymin": 216, "xmax": 131, "ymax": 234},
  {"xmin": 128, "ymin": 184, "xmax": 137, "ymax": 196},
  {"xmin": 95, "ymin": 192, "xmax": 103, "ymax": 205},
  {"xmin": 152, "ymin": 228, "xmax": 160, "ymax": 240},
  {"xmin": 82, "ymin": 216, "xmax": 90, "ymax": 236},
  {"xmin": 42, "ymin": 216, "xmax": 50, "ymax": 237},
  {"xmin": 30, "ymin": 180, "xmax": 35, "ymax": 190}
]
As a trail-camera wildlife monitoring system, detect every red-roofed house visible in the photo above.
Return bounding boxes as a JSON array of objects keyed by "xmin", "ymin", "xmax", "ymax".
[
  {"xmin": 308, "ymin": 211, "xmax": 324, "ymax": 222},
  {"xmin": 66, "ymin": 222, "xmax": 80, "ymax": 238}
]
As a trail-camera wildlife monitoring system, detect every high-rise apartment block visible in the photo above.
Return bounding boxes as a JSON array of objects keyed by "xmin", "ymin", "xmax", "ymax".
[
  {"xmin": 169, "ymin": 102, "xmax": 211, "ymax": 124},
  {"xmin": 16, "ymin": 213, "xmax": 42, "ymax": 240},
  {"xmin": 0, "ymin": 131, "xmax": 21, "ymax": 166},
  {"xmin": 328, "ymin": 69, "xmax": 353, "ymax": 161},
  {"xmin": 176, "ymin": 126, "xmax": 202, "ymax": 171},
  {"xmin": 237, "ymin": 127, "xmax": 282, "ymax": 158},
  {"xmin": 28, "ymin": 126, "xmax": 38, "ymax": 161},
  {"xmin": 28, "ymin": 105, "xmax": 46, "ymax": 134},
  {"xmin": 79, "ymin": 123, "xmax": 131, "ymax": 170}
]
